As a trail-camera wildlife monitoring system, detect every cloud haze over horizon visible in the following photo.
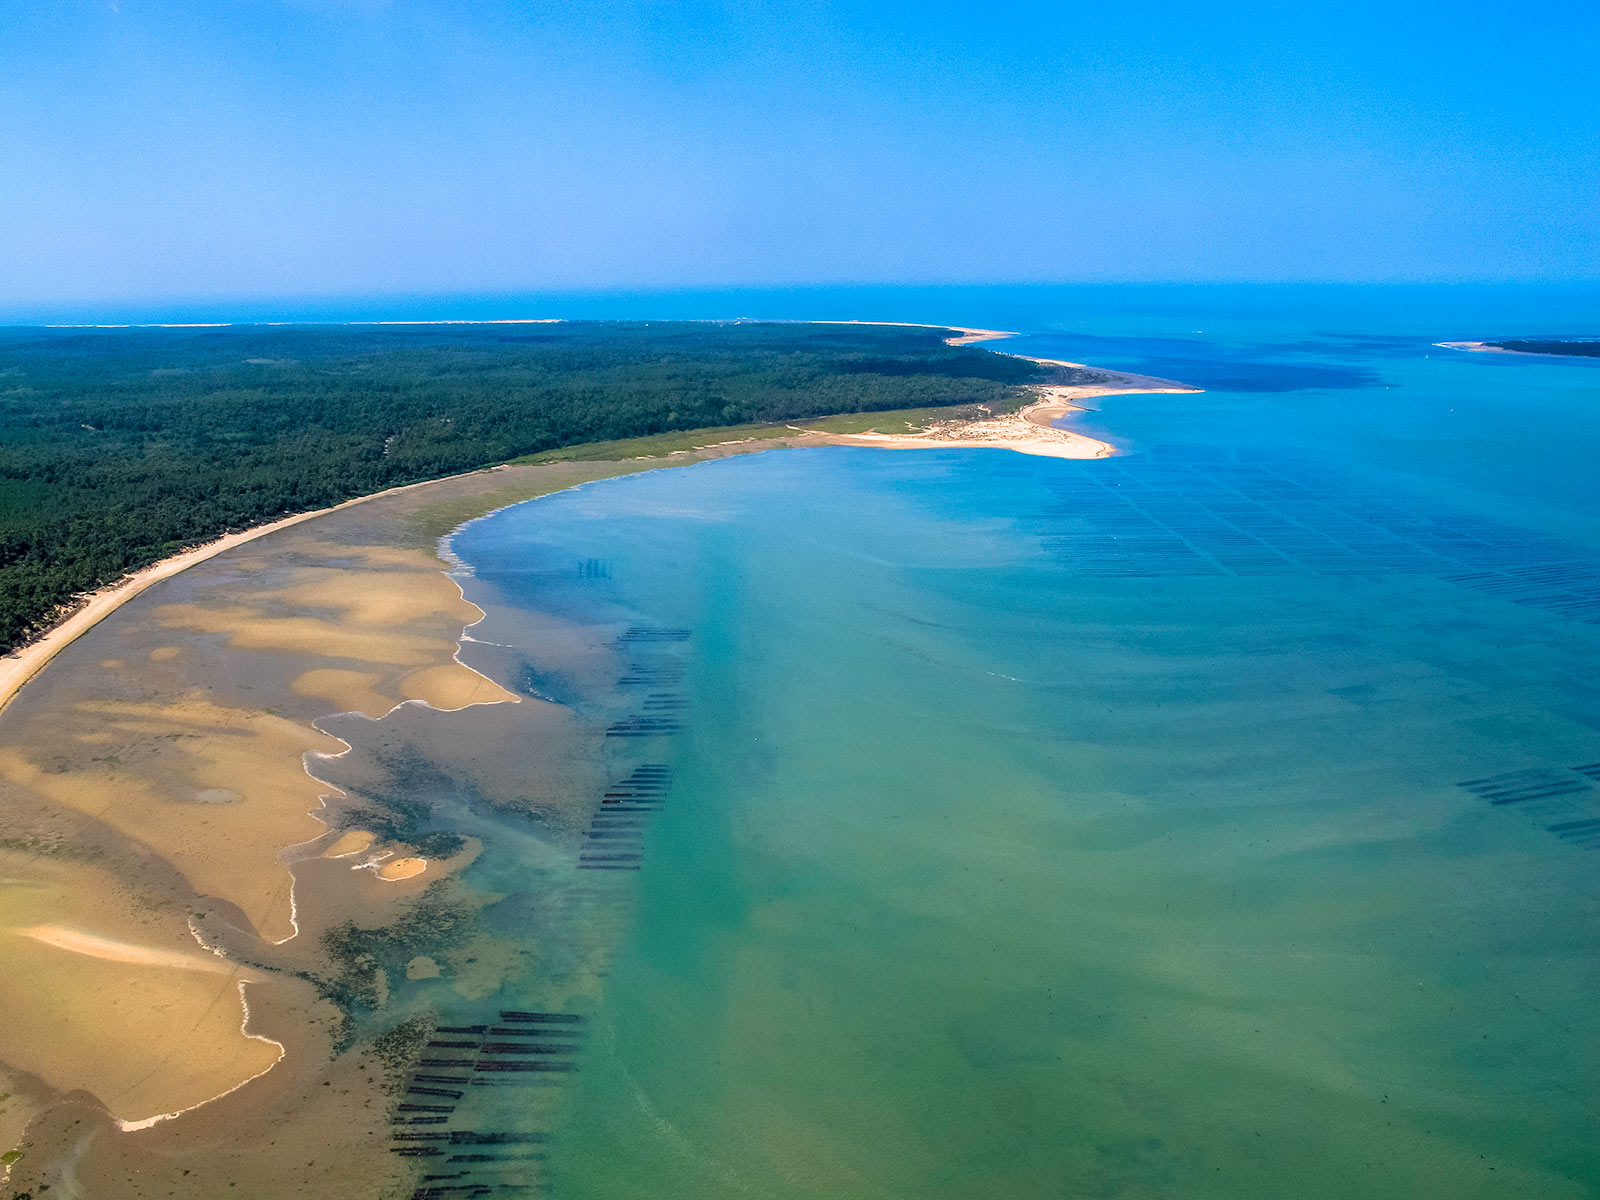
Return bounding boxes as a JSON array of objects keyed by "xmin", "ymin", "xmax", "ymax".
[{"xmin": 2, "ymin": 0, "xmax": 1597, "ymax": 311}]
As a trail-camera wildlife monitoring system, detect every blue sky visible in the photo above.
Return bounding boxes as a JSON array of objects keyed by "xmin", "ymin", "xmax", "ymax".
[{"xmin": 2, "ymin": 0, "xmax": 1597, "ymax": 309}]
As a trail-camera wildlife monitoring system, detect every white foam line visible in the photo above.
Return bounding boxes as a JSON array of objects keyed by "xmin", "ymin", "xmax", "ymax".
[
  {"xmin": 8, "ymin": 319, "xmax": 1169, "ymax": 1144},
  {"xmin": 114, "ymin": 981, "xmax": 285, "ymax": 1133},
  {"xmin": 274, "ymin": 563, "xmax": 520, "ymax": 946},
  {"xmin": 186, "ymin": 913, "xmax": 231, "ymax": 958},
  {"xmin": 92, "ymin": 422, "xmax": 794, "ymax": 1130}
]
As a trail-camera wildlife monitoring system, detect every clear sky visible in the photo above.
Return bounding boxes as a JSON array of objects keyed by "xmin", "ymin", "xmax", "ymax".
[{"xmin": 2, "ymin": 0, "xmax": 1597, "ymax": 311}]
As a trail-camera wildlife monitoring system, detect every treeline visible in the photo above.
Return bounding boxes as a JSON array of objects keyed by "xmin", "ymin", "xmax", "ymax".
[
  {"xmin": 1489, "ymin": 340, "xmax": 1600, "ymax": 358},
  {"xmin": 0, "ymin": 321, "xmax": 1043, "ymax": 649}
]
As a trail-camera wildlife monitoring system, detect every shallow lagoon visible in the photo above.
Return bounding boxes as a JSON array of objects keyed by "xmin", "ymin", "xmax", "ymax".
[{"xmin": 434, "ymin": 309, "xmax": 1600, "ymax": 1198}]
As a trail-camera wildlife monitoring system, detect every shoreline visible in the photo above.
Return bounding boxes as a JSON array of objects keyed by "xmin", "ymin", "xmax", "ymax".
[
  {"xmin": 0, "ymin": 323, "xmax": 1197, "ymax": 714},
  {"xmin": 0, "ymin": 320, "xmax": 1199, "ymax": 1185},
  {"xmin": 0, "ymin": 434, "xmax": 845, "ymax": 1176},
  {"xmin": 824, "ymin": 342, "xmax": 1199, "ymax": 458},
  {"xmin": 1436, "ymin": 340, "xmax": 1520, "ymax": 355},
  {"xmin": 808, "ymin": 319, "xmax": 1019, "ymax": 346},
  {"xmin": 1436, "ymin": 339, "xmax": 1598, "ymax": 360},
  {"xmin": 0, "ymin": 468, "xmax": 519, "ymax": 718}
]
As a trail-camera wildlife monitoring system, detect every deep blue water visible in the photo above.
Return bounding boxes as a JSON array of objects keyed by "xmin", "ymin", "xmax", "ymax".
[{"xmin": 417, "ymin": 288, "xmax": 1600, "ymax": 1198}]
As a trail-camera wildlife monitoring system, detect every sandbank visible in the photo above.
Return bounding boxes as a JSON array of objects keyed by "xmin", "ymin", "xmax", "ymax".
[
  {"xmin": 822, "ymin": 396, "xmax": 1115, "ymax": 459},
  {"xmin": 0, "ymin": 860, "xmax": 285, "ymax": 1129},
  {"xmin": 321, "ymin": 830, "xmax": 375, "ymax": 858},
  {"xmin": 375, "ymin": 856, "xmax": 427, "ymax": 881},
  {"xmin": 0, "ymin": 441, "xmax": 824, "ymax": 1194},
  {"xmin": 1436, "ymin": 340, "xmax": 1513, "ymax": 354},
  {"xmin": 0, "ymin": 322, "xmax": 1199, "ymax": 1195},
  {"xmin": 824, "ymin": 347, "xmax": 1199, "ymax": 458},
  {"xmin": 20, "ymin": 924, "xmax": 255, "ymax": 975},
  {"xmin": 0, "ymin": 473, "xmax": 510, "ymax": 719},
  {"xmin": 0, "ymin": 323, "xmax": 1190, "ymax": 712}
]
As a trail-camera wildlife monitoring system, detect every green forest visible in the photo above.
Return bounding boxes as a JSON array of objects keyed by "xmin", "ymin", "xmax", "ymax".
[
  {"xmin": 0, "ymin": 321, "xmax": 1045, "ymax": 649},
  {"xmin": 1488, "ymin": 340, "xmax": 1600, "ymax": 358}
]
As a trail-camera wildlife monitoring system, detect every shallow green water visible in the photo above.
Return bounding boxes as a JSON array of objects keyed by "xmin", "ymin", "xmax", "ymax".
[{"xmin": 437, "ymin": 305, "xmax": 1600, "ymax": 1198}]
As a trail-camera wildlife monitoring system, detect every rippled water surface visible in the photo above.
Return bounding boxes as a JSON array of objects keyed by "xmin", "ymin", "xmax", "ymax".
[{"xmin": 437, "ymin": 296, "xmax": 1600, "ymax": 1198}]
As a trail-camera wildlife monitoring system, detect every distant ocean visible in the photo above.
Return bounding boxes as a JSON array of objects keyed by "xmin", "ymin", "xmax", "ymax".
[{"xmin": 407, "ymin": 287, "xmax": 1600, "ymax": 1196}]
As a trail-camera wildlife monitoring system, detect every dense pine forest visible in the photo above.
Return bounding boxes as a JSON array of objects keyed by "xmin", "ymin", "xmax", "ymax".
[
  {"xmin": 1488, "ymin": 340, "xmax": 1600, "ymax": 357},
  {"xmin": 0, "ymin": 321, "xmax": 1044, "ymax": 649}
]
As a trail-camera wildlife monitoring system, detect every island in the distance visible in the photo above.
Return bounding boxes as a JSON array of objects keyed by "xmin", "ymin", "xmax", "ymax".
[{"xmin": 1438, "ymin": 338, "xmax": 1600, "ymax": 357}]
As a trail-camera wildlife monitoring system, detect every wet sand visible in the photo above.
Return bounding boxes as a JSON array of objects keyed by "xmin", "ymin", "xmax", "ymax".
[
  {"xmin": 0, "ymin": 474, "xmax": 504, "ymax": 719},
  {"xmin": 0, "ymin": 329, "xmax": 1198, "ymax": 1195},
  {"xmin": 0, "ymin": 436, "xmax": 836, "ymax": 1195}
]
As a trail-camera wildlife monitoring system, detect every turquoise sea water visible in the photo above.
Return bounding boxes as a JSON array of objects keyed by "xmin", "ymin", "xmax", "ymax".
[{"xmin": 427, "ymin": 291, "xmax": 1600, "ymax": 1198}]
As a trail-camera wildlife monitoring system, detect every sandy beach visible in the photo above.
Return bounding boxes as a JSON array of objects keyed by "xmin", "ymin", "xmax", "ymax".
[
  {"xmin": 0, "ymin": 325, "xmax": 1198, "ymax": 1196},
  {"xmin": 1436, "ymin": 340, "xmax": 1513, "ymax": 354},
  {"xmin": 824, "ymin": 346, "xmax": 1200, "ymax": 458},
  {"xmin": 0, "ymin": 436, "xmax": 838, "ymax": 1195},
  {"xmin": 0, "ymin": 471, "xmax": 528, "ymax": 718},
  {"xmin": 0, "ymin": 326, "xmax": 1195, "ymax": 718},
  {"xmin": 821, "ymin": 395, "xmax": 1117, "ymax": 458}
]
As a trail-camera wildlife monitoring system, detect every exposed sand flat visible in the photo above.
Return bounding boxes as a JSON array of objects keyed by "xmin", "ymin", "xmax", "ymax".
[
  {"xmin": 0, "ymin": 697, "xmax": 341, "ymax": 945},
  {"xmin": 321, "ymin": 829, "xmax": 375, "ymax": 858},
  {"xmin": 291, "ymin": 667, "xmax": 396, "ymax": 716},
  {"xmin": 943, "ymin": 326, "xmax": 1018, "ymax": 346},
  {"xmin": 0, "ymin": 333, "xmax": 1200, "ymax": 1195},
  {"xmin": 0, "ymin": 508, "xmax": 369, "ymax": 718},
  {"xmin": 154, "ymin": 543, "xmax": 516, "ymax": 717},
  {"xmin": 20, "ymin": 924, "xmax": 251, "ymax": 975},
  {"xmin": 375, "ymin": 856, "xmax": 427, "ymax": 881},
  {"xmin": 1437, "ymin": 340, "xmax": 1514, "ymax": 354},
  {"xmin": 157, "ymin": 605, "xmax": 453, "ymax": 666},
  {"xmin": 0, "ymin": 864, "xmax": 283, "ymax": 1129},
  {"xmin": 7, "ymin": 962, "xmax": 410, "ymax": 1198},
  {"xmin": 0, "ymin": 479, "xmax": 513, "ymax": 720},
  {"xmin": 0, "ymin": 449, "xmax": 798, "ymax": 1191},
  {"xmin": 400, "ymin": 662, "xmax": 518, "ymax": 710}
]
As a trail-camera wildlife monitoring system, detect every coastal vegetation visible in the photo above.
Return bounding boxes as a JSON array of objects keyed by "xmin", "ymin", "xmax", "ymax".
[
  {"xmin": 0, "ymin": 321, "xmax": 1044, "ymax": 650},
  {"xmin": 1487, "ymin": 339, "xmax": 1600, "ymax": 357}
]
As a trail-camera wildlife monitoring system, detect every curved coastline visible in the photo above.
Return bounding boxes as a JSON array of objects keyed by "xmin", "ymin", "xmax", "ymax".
[
  {"xmin": 0, "ymin": 468, "xmax": 511, "ymax": 718},
  {"xmin": 0, "ymin": 426, "xmax": 845, "ymax": 1192},
  {"xmin": 1437, "ymin": 338, "xmax": 1600, "ymax": 359},
  {"xmin": 0, "ymin": 324, "xmax": 1196, "ymax": 713},
  {"xmin": 0, "ymin": 322, "xmax": 1198, "ymax": 1193},
  {"xmin": 824, "ymin": 346, "xmax": 1199, "ymax": 458}
]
